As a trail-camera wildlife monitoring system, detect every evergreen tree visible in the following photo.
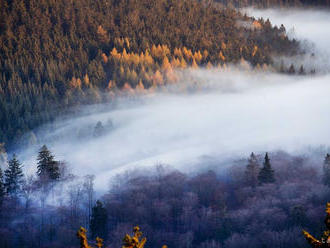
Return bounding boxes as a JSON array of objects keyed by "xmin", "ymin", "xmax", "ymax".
[
  {"xmin": 4, "ymin": 154, "xmax": 24, "ymax": 196},
  {"xmin": 245, "ymin": 152, "xmax": 260, "ymax": 188},
  {"xmin": 323, "ymin": 153, "xmax": 330, "ymax": 187},
  {"xmin": 90, "ymin": 200, "xmax": 108, "ymax": 239},
  {"xmin": 93, "ymin": 121, "xmax": 105, "ymax": 138},
  {"xmin": 37, "ymin": 145, "xmax": 60, "ymax": 181},
  {"xmin": 258, "ymin": 153, "xmax": 275, "ymax": 185},
  {"xmin": 288, "ymin": 64, "xmax": 296, "ymax": 74},
  {"xmin": 0, "ymin": 167, "xmax": 5, "ymax": 205}
]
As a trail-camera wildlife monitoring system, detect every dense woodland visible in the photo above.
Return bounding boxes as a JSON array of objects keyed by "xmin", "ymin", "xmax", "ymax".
[
  {"xmin": 213, "ymin": 0, "xmax": 330, "ymax": 8},
  {"xmin": 0, "ymin": 0, "xmax": 303, "ymax": 149},
  {"xmin": 0, "ymin": 146, "xmax": 329, "ymax": 248}
]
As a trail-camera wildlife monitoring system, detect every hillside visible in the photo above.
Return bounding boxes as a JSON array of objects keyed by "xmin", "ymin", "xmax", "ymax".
[
  {"xmin": 0, "ymin": 0, "xmax": 300, "ymax": 148},
  {"xmin": 213, "ymin": 0, "xmax": 330, "ymax": 8}
]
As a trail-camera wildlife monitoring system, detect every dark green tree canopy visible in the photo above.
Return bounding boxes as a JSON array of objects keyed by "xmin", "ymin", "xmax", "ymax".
[
  {"xmin": 258, "ymin": 152, "xmax": 275, "ymax": 185},
  {"xmin": 90, "ymin": 200, "xmax": 108, "ymax": 240},
  {"xmin": 0, "ymin": 167, "xmax": 5, "ymax": 205},
  {"xmin": 37, "ymin": 145, "xmax": 60, "ymax": 181},
  {"xmin": 4, "ymin": 154, "xmax": 24, "ymax": 196},
  {"xmin": 323, "ymin": 153, "xmax": 330, "ymax": 187}
]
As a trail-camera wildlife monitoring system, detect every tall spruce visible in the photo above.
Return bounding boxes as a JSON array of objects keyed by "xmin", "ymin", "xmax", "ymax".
[
  {"xmin": 258, "ymin": 153, "xmax": 275, "ymax": 185},
  {"xmin": 4, "ymin": 154, "xmax": 24, "ymax": 196},
  {"xmin": 0, "ymin": 167, "xmax": 5, "ymax": 205},
  {"xmin": 245, "ymin": 152, "xmax": 260, "ymax": 188},
  {"xmin": 37, "ymin": 145, "xmax": 60, "ymax": 181},
  {"xmin": 323, "ymin": 154, "xmax": 330, "ymax": 187},
  {"xmin": 90, "ymin": 200, "xmax": 108, "ymax": 240}
]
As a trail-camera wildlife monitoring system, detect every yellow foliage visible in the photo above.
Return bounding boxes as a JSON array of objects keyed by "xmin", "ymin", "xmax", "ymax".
[
  {"xmin": 125, "ymin": 37, "xmax": 130, "ymax": 49},
  {"xmin": 174, "ymin": 47, "xmax": 183, "ymax": 58},
  {"xmin": 122, "ymin": 48, "xmax": 129, "ymax": 62},
  {"xmin": 303, "ymin": 202, "xmax": 330, "ymax": 247},
  {"xmin": 183, "ymin": 46, "xmax": 193, "ymax": 60},
  {"xmin": 144, "ymin": 51, "xmax": 154, "ymax": 65},
  {"xmin": 76, "ymin": 226, "xmax": 166, "ymax": 248},
  {"xmin": 96, "ymin": 237, "xmax": 104, "ymax": 248},
  {"xmin": 129, "ymin": 53, "xmax": 140, "ymax": 66},
  {"xmin": 122, "ymin": 226, "xmax": 146, "ymax": 248},
  {"xmin": 252, "ymin": 45, "xmax": 258, "ymax": 57},
  {"xmin": 152, "ymin": 70, "xmax": 164, "ymax": 85},
  {"xmin": 219, "ymin": 51, "xmax": 225, "ymax": 61},
  {"xmin": 180, "ymin": 57, "xmax": 187, "ymax": 68},
  {"xmin": 171, "ymin": 58, "xmax": 181, "ymax": 68},
  {"xmin": 69, "ymin": 77, "xmax": 82, "ymax": 89},
  {"xmin": 83, "ymin": 74, "xmax": 90, "ymax": 86},
  {"xmin": 162, "ymin": 56, "xmax": 171, "ymax": 70},
  {"xmin": 203, "ymin": 49, "xmax": 209, "ymax": 60},
  {"xmin": 111, "ymin": 47, "xmax": 121, "ymax": 60},
  {"xmin": 191, "ymin": 58, "xmax": 198, "ymax": 68},
  {"xmin": 77, "ymin": 227, "xmax": 92, "ymax": 248},
  {"xmin": 194, "ymin": 51, "xmax": 203, "ymax": 63}
]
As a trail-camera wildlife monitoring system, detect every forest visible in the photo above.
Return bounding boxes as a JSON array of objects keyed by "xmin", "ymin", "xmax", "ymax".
[
  {"xmin": 0, "ymin": 0, "xmax": 302, "ymax": 149},
  {"xmin": 0, "ymin": 145, "xmax": 329, "ymax": 248},
  {"xmin": 213, "ymin": 0, "xmax": 330, "ymax": 8}
]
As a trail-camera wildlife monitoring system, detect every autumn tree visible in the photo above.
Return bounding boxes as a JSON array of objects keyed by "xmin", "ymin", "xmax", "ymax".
[
  {"xmin": 4, "ymin": 154, "xmax": 24, "ymax": 197},
  {"xmin": 37, "ymin": 145, "xmax": 60, "ymax": 181},
  {"xmin": 245, "ymin": 152, "xmax": 260, "ymax": 188},
  {"xmin": 258, "ymin": 153, "xmax": 275, "ymax": 184}
]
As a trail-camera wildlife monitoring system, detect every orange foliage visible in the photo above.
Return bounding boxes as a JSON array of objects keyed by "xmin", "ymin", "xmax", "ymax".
[
  {"xmin": 101, "ymin": 53, "xmax": 108, "ymax": 63},
  {"xmin": 252, "ymin": 20, "xmax": 262, "ymax": 29},
  {"xmin": 191, "ymin": 58, "xmax": 198, "ymax": 68},
  {"xmin": 219, "ymin": 51, "xmax": 225, "ymax": 61},
  {"xmin": 252, "ymin": 45, "xmax": 258, "ymax": 57},
  {"xmin": 110, "ymin": 47, "xmax": 121, "ymax": 60},
  {"xmin": 152, "ymin": 70, "xmax": 164, "ymax": 85},
  {"xmin": 174, "ymin": 47, "xmax": 183, "ymax": 58}
]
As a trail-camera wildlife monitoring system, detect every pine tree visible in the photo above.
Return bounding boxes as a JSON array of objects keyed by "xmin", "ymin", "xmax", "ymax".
[
  {"xmin": 4, "ymin": 154, "xmax": 24, "ymax": 196},
  {"xmin": 0, "ymin": 167, "xmax": 5, "ymax": 205},
  {"xmin": 323, "ymin": 154, "xmax": 330, "ymax": 187},
  {"xmin": 37, "ymin": 145, "xmax": 60, "ymax": 181},
  {"xmin": 245, "ymin": 152, "xmax": 260, "ymax": 188},
  {"xmin": 90, "ymin": 200, "xmax": 108, "ymax": 239},
  {"xmin": 93, "ymin": 121, "xmax": 105, "ymax": 138},
  {"xmin": 258, "ymin": 153, "xmax": 275, "ymax": 185}
]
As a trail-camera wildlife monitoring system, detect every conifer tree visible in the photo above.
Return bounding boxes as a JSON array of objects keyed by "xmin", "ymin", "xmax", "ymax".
[
  {"xmin": 0, "ymin": 167, "xmax": 5, "ymax": 205},
  {"xmin": 93, "ymin": 121, "xmax": 105, "ymax": 138},
  {"xmin": 323, "ymin": 153, "xmax": 330, "ymax": 187},
  {"xmin": 245, "ymin": 152, "xmax": 260, "ymax": 188},
  {"xmin": 37, "ymin": 145, "xmax": 60, "ymax": 181},
  {"xmin": 4, "ymin": 154, "xmax": 24, "ymax": 196},
  {"xmin": 258, "ymin": 153, "xmax": 275, "ymax": 185},
  {"xmin": 90, "ymin": 200, "xmax": 108, "ymax": 239}
]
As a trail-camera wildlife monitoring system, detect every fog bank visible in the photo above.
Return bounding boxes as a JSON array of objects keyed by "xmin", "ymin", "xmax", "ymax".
[
  {"xmin": 19, "ymin": 9, "xmax": 330, "ymax": 191},
  {"xmin": 244, "ymin": 8, "xmax": 330, "ymax": 73}
]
